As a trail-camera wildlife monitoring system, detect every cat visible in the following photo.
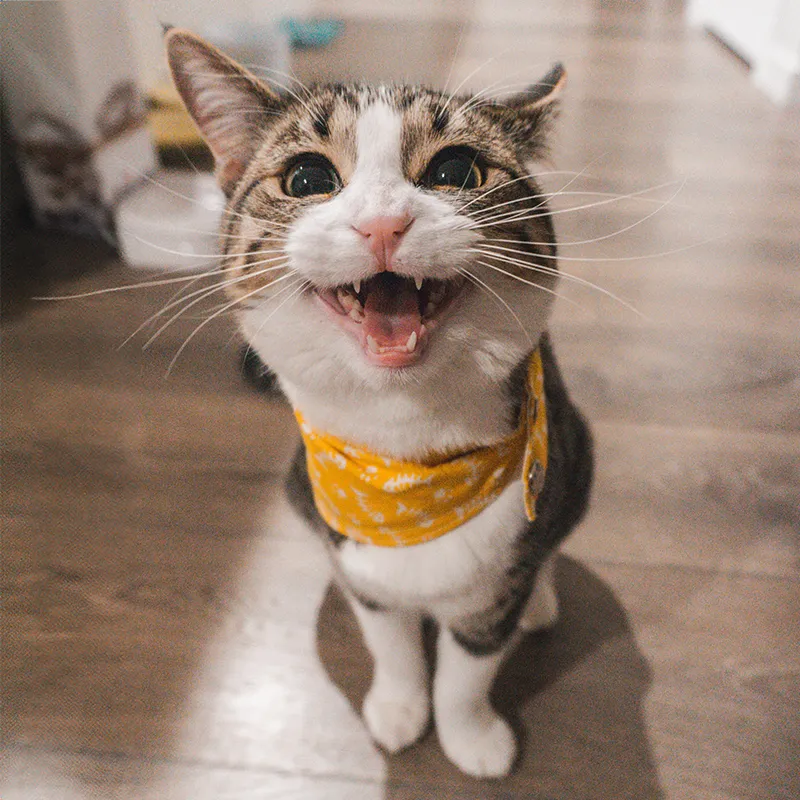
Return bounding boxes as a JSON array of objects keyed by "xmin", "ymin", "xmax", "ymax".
[{"xmin": 166, "ymin": 28, "xmax": 593, "ymax": 778}]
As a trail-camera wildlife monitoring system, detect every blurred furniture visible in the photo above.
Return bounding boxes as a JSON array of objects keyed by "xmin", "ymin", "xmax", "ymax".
[
  {"xmin": 0, "ymin": 99, "xmax": 31, "ymax": 237},
  {"xmin": 1, "ymin": 0, "xmax": 157, "ymax": 241}
]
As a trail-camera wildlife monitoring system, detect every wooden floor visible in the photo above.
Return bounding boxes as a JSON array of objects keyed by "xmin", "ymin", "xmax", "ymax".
[{"xmin": 3, "ymin": 2, "xmax": 799, "ymax": 798}]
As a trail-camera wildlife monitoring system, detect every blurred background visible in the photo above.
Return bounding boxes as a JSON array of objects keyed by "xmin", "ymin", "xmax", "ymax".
[{"xmin": 2, "ymin": 2, "xmax": 799, "ymax": 799}]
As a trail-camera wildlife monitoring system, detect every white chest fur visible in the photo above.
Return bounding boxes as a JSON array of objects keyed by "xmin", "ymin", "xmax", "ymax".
[{"xmin": 335, "ymin": 479, "xmax": 526, "ymax": 621}]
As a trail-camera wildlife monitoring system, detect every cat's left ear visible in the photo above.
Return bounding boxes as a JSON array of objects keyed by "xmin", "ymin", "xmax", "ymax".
[
  {"xmin": 500, "ymin": 63, "xmax": 566, "ymax": 152},
  {"xmin": 505, "ymin": 63, "xmax": 566, "ymax": 113}
]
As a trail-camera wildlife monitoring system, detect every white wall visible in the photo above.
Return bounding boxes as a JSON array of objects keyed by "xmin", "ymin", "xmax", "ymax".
[
  {"xmin": 752, "ymin": 0, "xmax": 800, "ymax": 103},
  {"xmin": 688, "ymin": 0, "xmax": 800, "ymax": 104}
]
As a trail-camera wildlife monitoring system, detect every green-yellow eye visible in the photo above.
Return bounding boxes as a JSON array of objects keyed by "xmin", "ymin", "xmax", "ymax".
[
  {"xmin": 424, "ymin": 148, "xmax": 483, "ymax": 190},
  {"xmin": 284, "ymin": 155, "xmax": 341, "ymax": 198}
]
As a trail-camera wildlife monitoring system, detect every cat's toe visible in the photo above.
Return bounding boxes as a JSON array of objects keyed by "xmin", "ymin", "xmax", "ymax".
[
  {"xmin": 362, "ymin": 685, "xmax": 430, "ymax": 753},
  {"xmin": 437, "ymin": 710, "xmax": 517, "ymax": 778}
]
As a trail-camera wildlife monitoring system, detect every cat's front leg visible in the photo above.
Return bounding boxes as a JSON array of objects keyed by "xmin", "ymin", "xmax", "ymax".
[
  {"xmin": 433, "ymin": 627, "xmax": 519, "ymax": 778},
  {"xmin": 347, "ymin": 595, "xmax": 430, "ymax": 752}
]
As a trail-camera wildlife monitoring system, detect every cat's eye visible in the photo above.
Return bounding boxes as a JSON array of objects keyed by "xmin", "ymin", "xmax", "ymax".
[
  {"xmin": 284, "ymin": 155, "xmax": 341, "ymax": 198},
  {"xmin": 423, "ymin": 148, "xmax": 483, "ymax": 190}
]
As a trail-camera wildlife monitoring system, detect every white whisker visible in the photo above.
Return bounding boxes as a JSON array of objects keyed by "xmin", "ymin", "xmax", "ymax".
[
  {"xmin": 33, "ymin": 266, "xmax": 236, "ymax": 301},
  {"xmin": 438, "ymin": 54, "xmax": 500, "ymax": 121},
  {"xmin": 468, "ymin": 184, "xmax": 687, "ymax": 225},
  {"xmin": 480, "ymin": 180, "xmax": 687, "ymax": 257},
  {"xmin": 465, "ymin": 157, "xmax": 610, "ymax": 228},
  {"xmin": 455, "ymin": 171, "xmax": 589, "ymax": 215},
  {"xmin": 472, "ymin": 248, "xmax": 644, "ymax": 317},
  {"xmin": 466, "ymin": 179, "xmax": 681, "ymax": 229},
  {"xmin": 120, "ymin": 232, "xmax": 224, "ymax": 261},
  {"xmin": 440, "ymin": 26, "xmax": 468, "ymax": 105},
  {"xmin": 167, "ymin": 277, "xmax": 309, "ymax": 375},
  {"xmin": 136, "ymin": 261, "xmax": 292, "ymax": 350},
  {"xmin": 477, "ymin": 234, "xmax": 721, "ymax": 264},
  {"xmin": 459, "ymin": 267, "xmax": 532, "ymax": 344},
  {"xmin": 475, "ymin": 259, "xmax": 582, "ymax": 310},
  {"xmin": 454, "ymin": 78, "xmax": 540, "ymax": 118},
  {"xmin": 211, "ymin": 65, "xmax": 326, "ymax": 128},
  {"xmin": 243, "ymin": 63, "xmax": 316, "ymax": 100}
]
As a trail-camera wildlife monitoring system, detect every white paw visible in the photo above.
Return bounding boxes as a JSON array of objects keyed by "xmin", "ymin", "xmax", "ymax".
[
  {"xmin": 437, "ymin": 709, "xmax": 517, "ymax": 778},
  {"xmin": 363, "ymin": 684, "xmax": 430, "ymax": 753}
]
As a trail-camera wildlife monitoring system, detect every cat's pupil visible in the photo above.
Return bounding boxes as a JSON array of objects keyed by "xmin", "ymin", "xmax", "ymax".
[
  {"xmin": 428, "ymin": 151, "xmax": 481, "ymax": 190},
  {"xmin": 285, "ymin": 157, "xmax": 340, "ymax": 198}
]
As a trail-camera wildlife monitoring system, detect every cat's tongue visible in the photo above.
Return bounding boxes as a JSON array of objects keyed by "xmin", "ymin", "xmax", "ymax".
[{"xmin": 361, "ymin": 273, "xmax": 422, "ymax": 360}]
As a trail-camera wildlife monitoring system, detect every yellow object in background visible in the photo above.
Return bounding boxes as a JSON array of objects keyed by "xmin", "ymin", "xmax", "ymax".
[{"xmin": 146, "ymin": 80, "xmax": 205, "ymax": 149}]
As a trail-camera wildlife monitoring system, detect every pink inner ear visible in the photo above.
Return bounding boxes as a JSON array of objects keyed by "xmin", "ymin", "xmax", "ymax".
[
  {"xmin": 188, "ymin": 82, "xmax": 263, "ymax": 191},
  {"xmin": 167, "ymin": 31, "xmax": 279, "ymax": 192}
]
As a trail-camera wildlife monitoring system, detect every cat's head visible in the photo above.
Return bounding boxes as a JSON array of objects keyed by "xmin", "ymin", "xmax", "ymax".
[{"xmin": 167, "ymin": 30, "xmax": 565, "ymax": 396}]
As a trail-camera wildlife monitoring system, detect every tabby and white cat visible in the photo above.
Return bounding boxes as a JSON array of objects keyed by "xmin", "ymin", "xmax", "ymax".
[{"xmin": 167, "ymin": 29, "xmax": 593, "ymax": 778}]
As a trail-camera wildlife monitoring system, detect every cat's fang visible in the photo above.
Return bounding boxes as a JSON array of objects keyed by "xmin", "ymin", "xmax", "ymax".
[
  {"xmin": 414, "ymin": 277, "xmax": 423, "ymax": 291},
  {"xmin": 406, "ymin": 331, "xmax": 418, "ymax": 353},
  {"xmin": 353, "ymin": 280, "xmax": 361, "ymax": 294},
  {"xmin": 367, "ymin": 335, "xmax": 380, "ymax": 354}
]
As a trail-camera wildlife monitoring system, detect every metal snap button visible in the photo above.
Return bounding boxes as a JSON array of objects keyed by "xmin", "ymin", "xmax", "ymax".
[{"xmin": 527, "ymin": 459, "xmax": 545, "ymax": 495}]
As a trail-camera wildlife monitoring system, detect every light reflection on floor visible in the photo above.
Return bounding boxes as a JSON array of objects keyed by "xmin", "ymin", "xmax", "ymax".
[{"xmin": 172, "ymin": 488, "xmax": 387, "ymax": 794}]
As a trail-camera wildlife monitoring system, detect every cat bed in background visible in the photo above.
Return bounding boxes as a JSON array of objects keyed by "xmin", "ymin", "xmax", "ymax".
[{"xmin": 115, "ymin": 170, "xmax": 224, "ymax": 271}]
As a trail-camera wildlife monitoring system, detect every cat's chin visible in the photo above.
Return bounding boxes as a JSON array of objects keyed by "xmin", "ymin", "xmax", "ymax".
[{"xmin": 312, "ymin": 273, "xmax": 466, "ymax": 369}]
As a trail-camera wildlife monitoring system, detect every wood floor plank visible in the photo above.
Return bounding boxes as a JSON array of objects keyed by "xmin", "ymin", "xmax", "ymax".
[
  {"xmin": 564, "ymin": 422, "xmax": 800, "ymax": 578},
  {"xmin": 3, "ymin": 485, "xmax": 385, "ymax": 781},
  {"xmin": 589, "ymin": 562, "xmax": 800, "ymax": 800},
  {"xmin": 552, "ymin": 324, "xmax": 800, "ymax": 433},
  {"xmin": 0, "ymin": 748, "xmax": 385, "ymax": 800}
]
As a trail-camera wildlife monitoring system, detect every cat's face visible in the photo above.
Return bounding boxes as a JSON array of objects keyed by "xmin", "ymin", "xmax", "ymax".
[{"xmin": 167, "ymin": 30, "xmax": 564, "ymax": 394}]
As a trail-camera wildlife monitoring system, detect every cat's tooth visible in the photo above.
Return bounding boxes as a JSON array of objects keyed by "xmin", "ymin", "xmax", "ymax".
[
  {"xmin": 349, "ymin": 306, "xmax": 364, "ymax": 322},
  {"xmin": 367, "ymin": 335, "xmax": 380, "ymax": 353},
  {"xmin": 414, "ymin": 276, "xmax": 423, "ymax": 291},
  {"xmin": 406, "ymin": 331, "xmax": 418, "ymax": 353},
  {"xmin": 337, "ymin": 288, "xmax": 362, "ymax": 315},
  {"xmin": 353, "ymin": 280, "xmax": 361, "ymax": 294}
]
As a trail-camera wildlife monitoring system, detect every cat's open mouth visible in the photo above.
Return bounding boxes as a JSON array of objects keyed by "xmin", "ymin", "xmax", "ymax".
[{"xmin": 315, "ymin": 273, "xmax": 465, "ymax": 367}]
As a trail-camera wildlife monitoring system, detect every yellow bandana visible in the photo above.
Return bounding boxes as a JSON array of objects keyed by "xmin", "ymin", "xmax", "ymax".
[{"xmin": 294, "ymin": 350, "xmax": 548, "ymax": 547}]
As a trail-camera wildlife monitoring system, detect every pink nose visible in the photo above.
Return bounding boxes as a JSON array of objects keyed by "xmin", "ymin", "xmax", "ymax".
[{"xmin": 354, "ymin": 215, "xmax": 414, "ymax": 270}]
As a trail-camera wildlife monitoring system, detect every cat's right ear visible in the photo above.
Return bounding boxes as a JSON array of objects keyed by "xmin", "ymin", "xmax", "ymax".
[{"xmin": 165, "ymin": 29, "xmax": 279, "ymax": 193}]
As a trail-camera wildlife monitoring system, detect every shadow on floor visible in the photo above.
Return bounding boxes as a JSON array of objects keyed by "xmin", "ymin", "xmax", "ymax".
[{"xmin": 316, "ymin": 555, "xmax": 663, "ymax": 799}]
